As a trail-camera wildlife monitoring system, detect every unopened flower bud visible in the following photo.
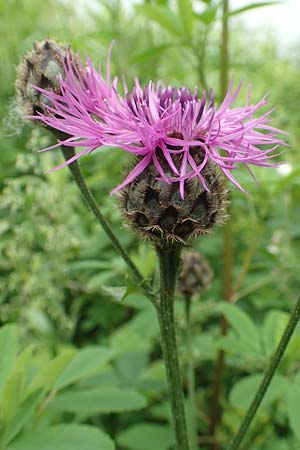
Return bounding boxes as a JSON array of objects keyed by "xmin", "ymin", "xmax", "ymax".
[
  {"xmin": 178, "ymin": 251, "xmax": 213, "ymax": 297},
  {"xmin": 16, "ymin": 39, "xmax": 66, "ymax": 117},
  {"xmin": 121, "ymin": 152, "xmax": 229, "ymax": 245}
]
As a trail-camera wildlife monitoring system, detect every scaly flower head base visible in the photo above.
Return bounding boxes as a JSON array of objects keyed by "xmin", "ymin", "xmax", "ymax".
[
  {"xmin": 26, "ymin": 43, "xmax": 285, "ymax": 198},
  {"xmin": 121, "ymin": 152, "xmax": 228, "ymax": 244}
]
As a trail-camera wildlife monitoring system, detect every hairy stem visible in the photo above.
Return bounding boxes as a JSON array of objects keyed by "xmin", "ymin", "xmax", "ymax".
[
  {"xmin": 185, "ymin": 296, "xmax": 198, "ymax": 450},
  {"xmin": 210, "ymin": 1, "xmax": 231, "ymax": 447},
  {"xmin": 156, "ymin": 244, "xmax": 190, "ymax": 450},
  {"xmin": 61, "ymin": 146, "xmax": 156, "ymax": 304},
  {"xmin": 227, "ymin": 296, "xmax": 300, "ymax": 450}
]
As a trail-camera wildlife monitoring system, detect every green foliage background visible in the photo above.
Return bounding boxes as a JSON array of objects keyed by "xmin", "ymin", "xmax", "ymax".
[{"xmin": 0, "ymin": 1, "xmax": 300, "ymax": 450}]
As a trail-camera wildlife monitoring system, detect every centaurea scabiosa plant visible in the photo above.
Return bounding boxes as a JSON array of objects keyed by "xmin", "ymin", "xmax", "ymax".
[{"xmin": 16, "ymin": 40, "xmax": 291, "ymax": 450}]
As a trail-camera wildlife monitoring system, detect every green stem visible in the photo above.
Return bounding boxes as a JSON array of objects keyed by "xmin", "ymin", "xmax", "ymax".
[
  {"xmin": 220, "ymin": 0, "xmax": 229, "ymax": 99},
  {"xmin": 156, "ymin": 244, "xmax": 190, "ymax": 450},
  {"xmin": 227, "ymin": 296, "xmax": 300, "ymax": 450},
  {"xmin": 61, "ymin": 146, "xmax": 156, "ymax": 304},
  {"xmin": 185, "ymin": 295, "xmax": 198, "ymax": 450}
]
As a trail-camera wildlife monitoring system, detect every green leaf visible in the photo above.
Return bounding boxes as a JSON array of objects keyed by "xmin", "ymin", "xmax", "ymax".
[
  {"xmin": 69, "ymin": 260, "xmax": 112, "ymax": 271},
  {"xmin": 218, "ymin": 303, "xmax": 261, "ymax": 354},
  {"xmin": 117, "ymin": 423, "xmax": 174, "ymax": 450},
  {"xmin": 115, "ymin": 351, "xmax": 148, "ymax": 385},
  {"xmin": 131, "ymin": 44, "xmax": 174, "ymax": 64},
  {"xmin": 177, "ymin": 0, "xmax": 194, "ymax": 36},
  {"xmin": 0, "ymin": 345, "xmax": 35, "ymax": 428},
  {"xmin": 27, "ymin": 350, "xmax": 75, "ymax": 395},
  {"xmin": 110, "ymin": 309, "xmax": 158, "ymax": 354},
  {"xmin": 111, "ymin": 325, "xmax": 150, "ymax": 354},
  {"xmin": 263, "ymin": 437, "xmax": 292, "ymax": 450},
  {"xmin": 6, "ymin": 424, "xmax": 115, "ymax": 450},
  {"xmin": 55, "ymin": 346, "xmax": 114, "ymax": 390},
  {"xmin": 0, "ymin": 325, "xmax": 19, "ymax": 390},
  {"xmin": 136, "ymin": 4, "xmax": 183, "ymax": 36},
  {"xmin": 3, "ymin": 389, "xmax": 43, "ymax": 446},
  {"xmin": 229, "ymin": 2, "xmax": 281, "ymax": 17},
  {"xmin": 195, "ymin": 6, "xmax": 218, "ymax": 25},
  {"xmin": 287, "ymin": 383, "xmax": 300, "ymax": 442},
  {"xmin": 1, "ymin": 371, "xmax": 23, "ymax": 424},
  {"xmin": 130, "ymin": 308, "xmax": 159, "ymax": 340},
  {"xmin": 14, "ymin": 346, "xmax": 34, "ymax": 375},
  {"xmin": 229, "ymin": 374, "xmax": 289, "ymax": 411},
  {"xmin": 51, "ymin": 387, "xmax": 147, "ymax": 415},
  {"xmin": 122, "ymin": 293, "xmax": 149, "ymax": 310},
  {"xmin": 262, "ymin": 310, "xmax": 289, "ymax": 356},
  {"xmin": 141, "ymin": 361, "xmax": 166, "ymax": 383},
  {"xmin": 100, "ymin": 285, "xmax": 127, "ymax": 303},
  {"xmin": 192, "ymin": 333, "xmax": 217, "ymax": 361}
]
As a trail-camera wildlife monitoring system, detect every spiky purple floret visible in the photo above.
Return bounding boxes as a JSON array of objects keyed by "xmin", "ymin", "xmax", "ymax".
[{"xmin": 33, "ymin": 48, "xmax": 286, "ymax": 197}]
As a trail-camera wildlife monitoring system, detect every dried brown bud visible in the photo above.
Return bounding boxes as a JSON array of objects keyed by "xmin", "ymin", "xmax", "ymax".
[
  {"xmin": 178, "ymin": 251, "xmax": 213, "ymax": 297},
  {"xmin": 16, "ymin": 39, "xmax": 66, "ymax": 117},
  {"xmin": 120, "ymin": 151, "xmax": 229, "ymax": 244}
]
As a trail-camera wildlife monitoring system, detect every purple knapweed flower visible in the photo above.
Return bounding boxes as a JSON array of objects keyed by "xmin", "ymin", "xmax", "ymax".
[{"xmin": 33, "ymin": 46, "xmax": 286, "ymax": 198}]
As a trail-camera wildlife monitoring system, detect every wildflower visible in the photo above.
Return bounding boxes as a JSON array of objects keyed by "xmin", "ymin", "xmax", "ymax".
[
  {"xmin": 30, "ymin": 45, "xmax": 285, "ymax": 198},
  {"xmin": 17, "ymin": 41, "xmax": 286, "ymax": 242}
]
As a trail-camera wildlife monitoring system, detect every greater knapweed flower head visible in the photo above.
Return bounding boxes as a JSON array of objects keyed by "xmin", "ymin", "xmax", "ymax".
[
  {"xmin": 17, "ymin": 41, "xmax": 286, "ymax": 242},
  {"xmin": 178, "ymin": 251, "xmax": 213, "ymax": 297}
]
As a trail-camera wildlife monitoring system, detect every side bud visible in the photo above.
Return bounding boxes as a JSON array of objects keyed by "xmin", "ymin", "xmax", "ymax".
[
  {"xmin": 121, "ymin": 152, "xmax": 229, "ymax": 245},
  {"xmin": 16, "ymin": 39, "xmax": 66, "ymax": 117},
  {"xmin": 178, "ymin": 251, "xmax": 213, "ymax": 297}
]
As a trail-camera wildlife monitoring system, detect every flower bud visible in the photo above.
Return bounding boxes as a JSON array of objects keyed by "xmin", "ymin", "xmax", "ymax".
[
  {"xmin": 121, "ymin": 151, "xmax": 229, "ymax": 244},
  {"xmin": 178, "ymin": 251, "xmax": 213, "ymax": 297},
  {"xmin": 16, "ymin": 39, "xmax": 66, "ymax": 117}
]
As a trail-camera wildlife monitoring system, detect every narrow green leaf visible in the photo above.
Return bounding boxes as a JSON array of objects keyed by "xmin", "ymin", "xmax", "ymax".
[
  {"xmin": 69, "ymin": 260, "xmax": 112, "ymax": 271},
  {"xmin": 1, "ymin": 371, "xmax": 23, "ymax": 424},
  {"xmin": 117, "ymin": 423, "xmax": 174, "ymax": 450},
  {"xmin": 131, "ymin": 43, "xmax": 174, "ymax": 64},
  {"xmin": 229, "ymin": 2, "xmax": 281, "ymax": 17},
  {"xmin": 177, "ymin": 0, "xmax": 194, "ymax": 36},
  {"xmin": 0, "ymin": 346, "xmax": 34, "ymax": 422},
  {"xmin": 0, "ymin": 325, "xmax": 18, "ymax": 390},
  {"xmin": 195, "ymin": 6, "xmax": 217, "ymax": 25},
  {"xmin": 287, "ymin": 383, "xmax": 300, "ymax": 442},
  {"xmin": 6, "ymin": 424, "xmax": 115, "ymax": 450},
  {"xmin": 51, "ymin": 387, "xmax": 147, "ymax": 415},
  {"xmin": 3, "ymin": 389, "xmax": 43, "ymax": 446},
  {"xmin": 27, "ymin": 350, "xmax": 75, "ymax": 395},
  {"xmin": 136, "ymin": 4, "xmax": 183, "ymax": 37},
  {"xmin": 55, "ymin": 346, "xmax": 114, "ymax": 390}
]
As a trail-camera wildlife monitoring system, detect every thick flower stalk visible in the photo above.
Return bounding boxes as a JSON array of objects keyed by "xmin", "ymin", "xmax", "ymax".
[{"xmin": 31, "ymin": 47, "xmax": 285, "ymax": 200}]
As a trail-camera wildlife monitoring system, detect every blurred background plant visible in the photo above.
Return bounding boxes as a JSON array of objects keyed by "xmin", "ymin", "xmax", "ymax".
[{"xmin": 0, "ymin": 1, "xmax": 300, "ymax": 449}]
